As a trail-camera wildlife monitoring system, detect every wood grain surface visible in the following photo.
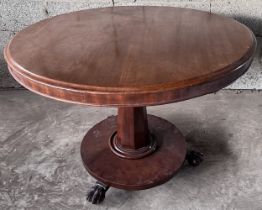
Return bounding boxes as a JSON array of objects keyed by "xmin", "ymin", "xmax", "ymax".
[
  {"xmin": 4, "ymin": 6, "xmax": 256, "ymax": 106},
  {"xmin": 81, "ymin": 115, "xmax": 186, "ymax": 190}
]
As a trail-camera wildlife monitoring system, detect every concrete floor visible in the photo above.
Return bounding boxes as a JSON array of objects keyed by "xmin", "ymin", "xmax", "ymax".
[{"xmin": 0, "ymin": 90, "xmax": 262, "ymax": 210}]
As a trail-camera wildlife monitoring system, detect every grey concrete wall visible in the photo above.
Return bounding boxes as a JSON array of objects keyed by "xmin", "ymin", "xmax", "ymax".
[{"xmin": 0, "ymin": 0, "xmax": 262, "ymax": 89}]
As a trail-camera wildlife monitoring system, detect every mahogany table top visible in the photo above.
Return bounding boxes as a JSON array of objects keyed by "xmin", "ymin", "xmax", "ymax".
[{"xmin": 4, "ymin": 6, "xmax": 256, "ymax": 106}]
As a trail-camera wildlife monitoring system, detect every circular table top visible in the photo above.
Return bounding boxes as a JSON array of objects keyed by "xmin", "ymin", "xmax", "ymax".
[{"xmin": 4, "ymin": 6, "xmax": 256, "ymax": 106}]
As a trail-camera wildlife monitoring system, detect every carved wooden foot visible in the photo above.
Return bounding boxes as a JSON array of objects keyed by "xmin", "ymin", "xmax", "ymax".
[
  {"xmin": 86, "ymin": 181, "xmax": 109, "ymax": 204},
  {"xmin": 186, "ymin": 150, "xmax": 204, "ymax": 166}
]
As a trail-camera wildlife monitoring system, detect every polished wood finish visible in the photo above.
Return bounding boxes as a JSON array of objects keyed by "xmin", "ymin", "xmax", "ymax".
[
  {"xmin": 117, "ymin": 107, "xmax": 149, "ymax": 149},
  {"xmin": 3, "ymin": 6, "xmax": 257, "ymax": 200},
  {"xmin": 81, "ymin": 115, "xmax": 186, "ymax": 190},
  {"xmin": 109, "ymin": 107, "xmax": 157, "ymax": 159},
  {"xmin": 4, "ymin": 7, "xmax": 256, "ymax": 106}
]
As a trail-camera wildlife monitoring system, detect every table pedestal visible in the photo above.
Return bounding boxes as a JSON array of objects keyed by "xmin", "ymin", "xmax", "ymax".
[{"xmin": 81, "ymin": 107, "xmax": 203, "ymax": 204}]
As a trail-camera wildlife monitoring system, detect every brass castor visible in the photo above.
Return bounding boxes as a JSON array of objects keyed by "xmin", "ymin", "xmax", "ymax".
[
  {"xmin": 186, "ymin": 150, "xmax": 204, "ymax": 166},
  {"xmin": 86, "ymin": 181, "xmax": 109, "ymax": 204}
]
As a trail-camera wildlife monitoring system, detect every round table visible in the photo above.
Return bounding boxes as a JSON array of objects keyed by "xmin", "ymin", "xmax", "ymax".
[{"xmin": 4, "ymin": 6, "xmax": 256, "ymax": 204}]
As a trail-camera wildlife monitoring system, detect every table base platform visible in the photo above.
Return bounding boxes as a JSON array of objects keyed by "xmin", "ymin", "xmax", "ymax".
[{"xmin": 80, "ymin": 108, "xmax": 203, "ymax": 204}]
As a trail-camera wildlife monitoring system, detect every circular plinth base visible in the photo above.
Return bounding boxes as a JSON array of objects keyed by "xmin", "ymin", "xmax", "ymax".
[{"xmin": 81, "ymin": 115, "xmax": 186, "ymax": 190}]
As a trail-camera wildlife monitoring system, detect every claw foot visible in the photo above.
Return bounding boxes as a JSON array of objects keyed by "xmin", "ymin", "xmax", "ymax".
[
  {"xmin": 186, "ymin": 150, "xmax": 203, "ymax": 166},
  {"xmin": 86, "ymin": 181, "xmax": 109, "ymax": 204}
]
